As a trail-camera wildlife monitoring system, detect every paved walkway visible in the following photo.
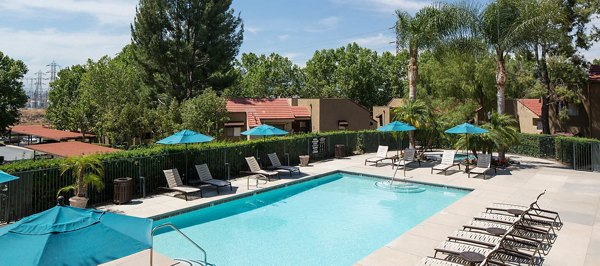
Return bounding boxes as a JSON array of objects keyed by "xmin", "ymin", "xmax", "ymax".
[{"xmin": 98, "ymin": 152, "xmax": 600, "ymax": 265}]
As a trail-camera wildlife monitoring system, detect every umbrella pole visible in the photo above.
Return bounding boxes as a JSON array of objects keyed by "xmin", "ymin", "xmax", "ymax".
[
  {"xmin": 185, "ymin": 143, "xmax": 188, "ymax": 183},
  {"xmin": 466, "ymin": 134, "xmax": 469, "ymax": 178}
]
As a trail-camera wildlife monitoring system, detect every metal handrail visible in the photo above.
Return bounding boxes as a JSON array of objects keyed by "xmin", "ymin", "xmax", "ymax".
[{"xmin": 151, "ymin": 223, "xmax": 207, "ymax": 266}]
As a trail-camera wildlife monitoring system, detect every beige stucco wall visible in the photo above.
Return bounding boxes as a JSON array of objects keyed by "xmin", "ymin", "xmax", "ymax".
[
  {"xmin": 387, "ymin": 98, "xmax": 405, "ymax": 108},
  {"xmin": 295, "ymin": 99, "xmax": 321, "ymax": 132},
  {"xmin": 372, "ymin": 106, "xmax": 391, "ymax": 127},
  {"xmin": 515, "ymin": 101, "xmax": 542, "ymax": 134}
]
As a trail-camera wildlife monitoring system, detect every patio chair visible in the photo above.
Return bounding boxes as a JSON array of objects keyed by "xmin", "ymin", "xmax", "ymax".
[
  {"xmin": 486, "ymin": 190, "xmax": 562, "ymax": 229},
  {"xmin": 244, "ymin": 156, "xmax": 279, "ymax": 181},
  {"xmin": 364, "ymin": 145, "xmax": 391, "ymax": 167},
  {"xmin": 468, "ymin": 154, "xmax": 496, "ymax": 179},
  {"xmin": 448, "ymin": 230, "xmax": 545, "ymax": 257},
  {"xmin": 473, "ymin": 212, "xmax": 558, "ymax": 242},
  {"xmin": 193, "ymin": 164, "xmax": 232, "ymax": 194},
  {"xmin": 431, "ymin": 150, "xmax": 460, "ymax": 175},
  {"xmin": 392, "ymin": 148, "xmax": 421, "ymax": 176},
  {"xmin": 161, "ymin": 169, "xmax": 202, "ymax": 201},
  {"xmin": 415, "ymin": 257, "xmax": 464, "ymax": 266},
  {"xmin": 267, "ymin": 153, "xmax": 300, "ymax": 176},
  {"xmin": 463, "ymin": 218, "xmax": 557, "ymax": 245}
]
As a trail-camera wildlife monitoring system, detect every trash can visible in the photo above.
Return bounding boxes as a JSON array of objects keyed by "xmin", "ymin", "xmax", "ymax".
[
  {"xmin": 299, "ymin": 155, "xmax": 310, "ymax": 167},
  {"xmin": 113, "ymin": 177, "xmax": 133, "ymax": 204},
  {"xmin": 335, "ymin": 144, "xmax": 346, "ymax": 159}
]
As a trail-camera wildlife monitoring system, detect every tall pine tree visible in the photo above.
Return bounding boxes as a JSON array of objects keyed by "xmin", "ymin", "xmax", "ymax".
[{"xmin": 131, "ymin": 0, "xmax": 243, "ymax": 100}]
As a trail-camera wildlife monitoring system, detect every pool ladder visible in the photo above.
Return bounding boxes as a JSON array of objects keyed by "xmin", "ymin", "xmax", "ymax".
[{"xmin": 151, "ymin": 223, "xmax": 212, "ymax": 266}]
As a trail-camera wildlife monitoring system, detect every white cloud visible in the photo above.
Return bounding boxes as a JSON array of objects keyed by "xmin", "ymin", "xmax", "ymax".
[
  {"xmin": 331, "ymin": 0, "xmax": 429, "ymax": 13},
  {"xmin": 305, "ymin": 16, "xmax": 341, "ymax": 32},
  {"xmin": 282, "ymin": 52, "xmax": 303, "ymax": 61},
  {"xmin": 278, "ymin": 34, "xmax": 291, "ymax": 41},
  {"xmin": 350, "ymin": 33, "xmax": 395, "ymax": 48},
  {"xmin": 246, "ymin": 26, "xmax": 262, "ymax": 34},
  {"xmin": 0, "ymin": 27, "xmax": 130, "ymax": 73},
  {"xmin": 0, "ymin": 0, "xmax": 138, "ymax": 26}
]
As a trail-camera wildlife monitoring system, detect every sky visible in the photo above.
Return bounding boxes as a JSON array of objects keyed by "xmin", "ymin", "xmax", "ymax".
[{"xmin": 0, "ymin": 0, "xmax": 598, "ymax": 89}]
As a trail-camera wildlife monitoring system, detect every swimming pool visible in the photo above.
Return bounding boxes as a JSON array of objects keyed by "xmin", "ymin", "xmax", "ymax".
[{"xmin": 153, "ymin": 172, "xmax": 469, "ymax": 265}]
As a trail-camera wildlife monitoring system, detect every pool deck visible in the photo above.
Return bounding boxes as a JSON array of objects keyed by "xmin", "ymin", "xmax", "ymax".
[{"xmin": 98, "ymin": 151, "xmax": 600, "ymax": 265}]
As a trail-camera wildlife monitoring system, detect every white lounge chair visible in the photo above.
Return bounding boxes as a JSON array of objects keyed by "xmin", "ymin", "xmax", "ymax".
[
  {"xmin": 431, "ymin": 150, "xmax": 460, "ymax": 175},
  {"xmin": 267, "ymin": 153, "xmax": 300, "ymax": 176},
  {"xmin": 468, "ymin": 154, "xmax": 495, "ymax": 179},
  {"xmin": 364, "ymin": 145, "xmax": 391, "ymax": 167},
  {"xmin": 244, "ymin": 156, "xmax": 279, "ymax": 181},
  {"xmin": 193, "ymin": 164, "xmax": 232, "ymax": 194},
  {"xmin": 416, "ymin": 257, "xmax": 464, "ymax": 266},
  {"xmin": 161, "ymin": 169, "xmax": 202, "ymax": 201},
  {"xmin": 393, "ymin": 148, "xmax": 421, "ymax": 176}
]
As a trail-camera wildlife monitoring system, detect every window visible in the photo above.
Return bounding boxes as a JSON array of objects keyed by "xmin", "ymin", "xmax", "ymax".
[
  {"xmin": 225, "ymin": 127, "xmax": 241, "ymax": 137},
  {"xmin": 338, "ymin": 120, "xmax": 349, "ymax": 130},
  {"xmin": 568, "ymin": 104, "xmax": 579, "ymax": 116},
  {"xmin": 534, "ymin": 118, "xmax": 542, "ymax": 130}
]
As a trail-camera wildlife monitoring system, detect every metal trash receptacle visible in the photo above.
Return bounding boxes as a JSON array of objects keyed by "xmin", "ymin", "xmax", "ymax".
[
  {"xmin": 113, "ymin": 177, "xmax": 133, "ymax": 204},
  {"xmin": 335, "ymin": 144, "xmax": 346, "ymax": 158}
]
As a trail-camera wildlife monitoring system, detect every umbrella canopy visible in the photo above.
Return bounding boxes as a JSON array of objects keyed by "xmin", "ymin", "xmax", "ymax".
[
  {"xmin": 0, "ymin": 205, "xmax": 152, "ymax": 265},
  {"xmin": 156, "ymin": 129, "xmax": 214, "ymax": 145},
  {"xmin": 0, "ymin": 170, "xmax": 18, "ymax": 184},
  {"xmin": 241, "ymin": 124, "xmax": 289, "ymax": 136},
  {"xmin": 445, "ymin": 123, "xmax": 488, "ymax": 134},
  {"xmin": 377, "ymin": 121, "xmax": 416, "ymax": 132}
]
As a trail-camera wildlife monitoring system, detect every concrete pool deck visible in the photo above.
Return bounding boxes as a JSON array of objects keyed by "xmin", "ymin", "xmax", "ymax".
[{"xmin": 98, "ymin": 152, "xmax": 600, "ymax": 265}]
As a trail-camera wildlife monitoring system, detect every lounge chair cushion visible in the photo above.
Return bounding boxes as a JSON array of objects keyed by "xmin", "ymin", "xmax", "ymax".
[{"xmin": 246, "ymin": 157, "xmax": 278, "ymax": 176}]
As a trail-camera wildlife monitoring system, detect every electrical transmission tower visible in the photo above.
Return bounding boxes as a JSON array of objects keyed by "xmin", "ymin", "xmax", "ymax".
[
  {"xmin": 46, "ymin": 61, "xmax": 59, "ymax": 84},
  {"xmin": 33, "ymin": 70, "xmax": 44, "ymax": 109}
]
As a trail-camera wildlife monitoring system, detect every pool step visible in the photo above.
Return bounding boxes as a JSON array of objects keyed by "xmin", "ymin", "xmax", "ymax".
[
  {"xmin": 174, "ymin": 259, "xmax": 215, "ymax": 266},
  {"xmin": 374, "ymin": 181, "xmax": 426, "ymax": 193}
]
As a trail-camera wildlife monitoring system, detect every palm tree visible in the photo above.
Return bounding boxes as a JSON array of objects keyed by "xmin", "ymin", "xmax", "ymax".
[
  {"xmin": 394, "ymin": 3, "xmax": 472, "ymax": 101},
  {"xmin": 455, "ymin": 113, "xmax": 518, "ymax": 157},
  {"xmin": 57, "ymin": 156, "xmax": 105, "ymax": 207},
  {"xmin": 393, "ymin": 100, "xmax": 433, "ymax": 149}
]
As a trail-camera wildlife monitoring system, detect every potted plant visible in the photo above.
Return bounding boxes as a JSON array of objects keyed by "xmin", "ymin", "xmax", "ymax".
[{"xmin": 57, "ymin": 156, "xmax": 105, "ymax": 208}]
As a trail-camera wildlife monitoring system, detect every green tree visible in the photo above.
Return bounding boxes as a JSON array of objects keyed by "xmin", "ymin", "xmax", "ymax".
[
  {"xmin": 457, "ymin": 113, "xmax": 519, "ymax": 157},
  {"xmin": 131, "ymin": 0, "xmax": 243, "ymax": 100},
  {"xmin": 232, "ymin": 53, "xmax": 305, "ymax": 98},
  {"xmin": 47, "ymin": 65, "xmax": 87, "ymax": 131},
  {"xmin": 80, "ymin": 47, "xmax": 154, "ymax": 146},
  {"xmin": 304, "ymin": 43, "xmax": 399, "ymax": 109},
  {"xmin": 0, "ymin": 52, "xmax": 28, "ymax": 132},
  {"xmin": 180, "ymin": 88, "xmax": 229, "ymax": 136}
]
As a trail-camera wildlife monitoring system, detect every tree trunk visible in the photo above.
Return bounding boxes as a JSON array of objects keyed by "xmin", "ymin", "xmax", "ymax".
[
  {"xmin": 407, "ymin": 47, "xmax": 418, "ymax": 148},
  {"xmin": 495, "ymin": 49, "xmax": 506, "ymax": 114},
  {"xmin": 408, "ymin": 47, "xmax": 418, "ymax": 101},
  {"xmin": 539, "ymin": 46, "xmax": 551, "ymax": 134},
  {"xmin": 495, "ymin": 49, "xmax": 507, "ymax": 160}
]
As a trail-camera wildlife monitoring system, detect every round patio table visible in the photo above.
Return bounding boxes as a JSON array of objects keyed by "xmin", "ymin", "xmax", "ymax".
[
  {"xmin": 507, "ymin": 208, "xmax": 525, "ymax": 216},
  {"xmin": 459, "ymin": 251, "xmax": 486, "ymax": 266},
  {"xmin": 486, "ymin": 227, "xmax": 507, "ymax": 236}
]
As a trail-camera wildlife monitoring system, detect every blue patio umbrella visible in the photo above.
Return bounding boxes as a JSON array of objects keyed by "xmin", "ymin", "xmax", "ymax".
[
  {"xmin": 241, "ymin": 124, "xmax": 289, "ymax": 136},
  {"xmin": 241, "ymin": 124, "xmax": 288, "ymax": 161},
  {"xmin": 445, "ymin": 123, "xmax": 488, "ymax": 166},
  {"xmin": 377, "ymin": 121, "xmax": 416, "ymax": 157},
  {"xmin": 0, "ymin": 170, "xmax": 18, "ymax": 184},
  {"xmin": 0, "ymin": 205, "xmax": 152, "ymax": 265},
  {"xmin": 157, "ymin": 129, "xmax": 214, "ymax": 180}
]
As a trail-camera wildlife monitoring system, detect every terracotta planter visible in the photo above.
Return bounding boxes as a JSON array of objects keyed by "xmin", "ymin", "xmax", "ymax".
[
  {"xmin": 299, "ymin": 155, "xmax": 310, "ymax": 167},
  {"xmin": 69, "ymin": 196, "xmax": 89, "ymax": 208}
]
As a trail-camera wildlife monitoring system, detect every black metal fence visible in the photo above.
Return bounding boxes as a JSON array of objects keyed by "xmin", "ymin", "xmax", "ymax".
[
  {"xmin": 1, "ymin": 131, "xmax": 404, "ymax": 223},
  {"xmin": 2, "ymin": 131, "xmax": 598, "ymax": 224}
]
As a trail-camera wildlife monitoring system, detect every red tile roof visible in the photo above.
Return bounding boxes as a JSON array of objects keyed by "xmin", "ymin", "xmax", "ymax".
[
  {"xmin": 10, "ymin": 125, "xmax": 93, "ymax": 141},
  {"xmin": 226, "ymin": 98, "xmax": 310, "ymax": 127},
  {"xmin": 518, "ymin": 99, "xmax": 542, "ymax": 117},
  {"xmin": 590, "ymin": 65, "xmax": 600, "ymax": 82},
  {"xmin": 26, "ymin": 141, "xmax": 120, "ymax": 158}
]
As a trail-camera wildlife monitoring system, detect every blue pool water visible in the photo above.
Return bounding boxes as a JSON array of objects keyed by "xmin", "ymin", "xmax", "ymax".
[{"xmin": 153, "ymin": 172, "xmax": 469, "ymax": 265}]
